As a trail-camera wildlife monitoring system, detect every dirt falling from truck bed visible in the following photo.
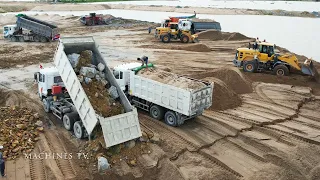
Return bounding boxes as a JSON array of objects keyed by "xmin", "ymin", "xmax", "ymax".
[
  {"xmin": 138, "ymin": 68, "xmax": 206, "ymax": 90},
  {"xmin": 82, "ymin": 80, "xmax": 124, "ymax": 118}
]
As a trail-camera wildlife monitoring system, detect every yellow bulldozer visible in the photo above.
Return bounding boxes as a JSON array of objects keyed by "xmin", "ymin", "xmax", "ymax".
[
  {"xmin": 154, "ymin": 20, "xmax": 199, "ymax": 43},
  {"xmin": 233, "ymin": 41, "xmax": 319, "ymax": 82}
]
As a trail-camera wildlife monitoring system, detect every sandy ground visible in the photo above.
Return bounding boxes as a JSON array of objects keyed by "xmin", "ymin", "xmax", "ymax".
[
  {"xmin": 1, "ymin": 13, "xmax": 320, "ymax": 180},
  {"xmin": 0, "ymin": 2, "xmax": 318, "ymax": 18}
]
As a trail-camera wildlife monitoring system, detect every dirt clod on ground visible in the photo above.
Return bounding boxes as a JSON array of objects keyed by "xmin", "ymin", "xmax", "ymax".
[
  {"xmin": 181, "ymin": 43, "xmax": 211, "ymax": 52},
  {"xmin": 82, "ymin": 79, "xmax": 123, "ymax": 117},
  {"xmin": 138, "ymin": 68, "xmax": 206, "ymax": 90},
  {"xmin": 0, "ymin": 106, "xmax": 42, "ymax": 160}
]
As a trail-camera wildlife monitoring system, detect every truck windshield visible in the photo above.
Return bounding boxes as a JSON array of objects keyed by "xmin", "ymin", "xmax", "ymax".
[
  {"xmin": 4, "ymin": 27, "xmax": 8, "ymax": 31},
  {"xmin": 54, "ymin": 76, "xmax": 63, "ymax": 83}
]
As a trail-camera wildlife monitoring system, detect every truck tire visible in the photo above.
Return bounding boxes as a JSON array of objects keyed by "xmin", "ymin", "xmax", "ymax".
[
  {"xmin": 180, "ymin": 35, "xmax": 189, "ymax": 43},
  {"xmin": 243, "ymin": 61, "xmax": 257, "ymax": 73},
  {"xmin": 43, "ymin": 98, "xmax": 51, "ymax": 113},
  {"xmin": 63, "ymin": 112, "xmax": 77, "ymax": 131},
  {"xmin": 149, "ymin": 105, "xmax": 165, "ymax": 120},
  {"xmin": 273, "ymin": 64, "xmax": 289, "ymax": 76},
  {"xmin": 164, "ymin": 111, "xmax": 178, "ymax": 127},
  {"xmin": 161, "ymin": 34, "xmax": 170, "ymax": 43},
  {"xmin": 18, "ymin": 36, "xmax": 24, "ymax": 42},
  {"xmin": 10, "ymin": 36, "xmax": 17, "ymax": 42},
  {"xmin": 86, "ymin": 20, "xmax": 93, "ymax": 26},
  {"xmin": 40, "ymin": 36, "xmax": 48, "ymax": 43},
  {"xmin": 34, "ymin": 36, "xmax": 40, "ymax": 42},
  {"xmin": 74, "ymin": 121, "xmax": 85, "ymax": 139}
]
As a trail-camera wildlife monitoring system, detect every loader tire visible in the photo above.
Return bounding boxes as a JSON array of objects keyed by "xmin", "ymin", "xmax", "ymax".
[
  {"xmin": 63, "ymin": 112, "xmax": 77, "ymax": 131},
  {"xmin": 161, "ymin": 34, "xmax": 170, "ymax": 43},
  {"xmin": 273, "ymin": 64, "xmax": 289, "ymax": 76},
  {"xmin": 243, "ymin": 61, "xmax": 257, "ymax": 73},
  {"xmin": 164, "ymin": 111, "xmax": 178, "ymax": 127},
  {"xmin": 74, "ymin": 121, "xmax": 85, "ymax": 139},
  {"xmin": 150, "ymin": 105, "xmax": 165, "ymax": 120},
  {"xmin": 34, "ymin": 35, "xmax": 40, "ymax": 42},
  {"xmin": 180, "ymin": 35, "xmax": 189, "ymax": 43}
]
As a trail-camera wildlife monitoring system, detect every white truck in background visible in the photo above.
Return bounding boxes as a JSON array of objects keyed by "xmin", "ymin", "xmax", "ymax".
[
  {"xmin": 34, "ymin": 37, "xmax": 141, "ymax": 147},
  {"xmin": 113, "ymin": 62, "xmax": 214, "ymax": 126}
]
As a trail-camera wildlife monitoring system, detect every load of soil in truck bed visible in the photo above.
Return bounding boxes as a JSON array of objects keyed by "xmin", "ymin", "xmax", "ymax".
[
  {"xmin": 68, "ymin": 50, "xmax": 124, "ymax": 117},
  {"xmin": 138, "ymin": 67, "xmax": 207, "ymax": 90}
]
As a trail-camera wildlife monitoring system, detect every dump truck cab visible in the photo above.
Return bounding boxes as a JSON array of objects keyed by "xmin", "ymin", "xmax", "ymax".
[
  {"xmin": 34, "ymin": 66, "xmax": 65, "ymax": 98},
  {"xmin": 3, "ymin": 24, "xmax": 17, "ymax": 38}
]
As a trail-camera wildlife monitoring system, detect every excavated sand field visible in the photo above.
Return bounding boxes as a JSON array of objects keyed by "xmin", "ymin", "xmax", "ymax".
[{"xmin": 1, "ymin": 12, "xmax": 320, "ymax": 180}]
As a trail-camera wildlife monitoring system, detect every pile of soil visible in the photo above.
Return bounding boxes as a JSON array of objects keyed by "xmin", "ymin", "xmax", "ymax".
[
  {"xmin": 191, "ymin": 67, "xmax": 253, "ymax": 94},
  {"xmin": 197, "ymin": 30, "xmax": 252, "ymax": 41},
  {"xmin": 0, "ymin": 106, "xmax": 43, "ymax": 160},
  {"xmin": 197, "ymin": 30, "xmax": 223, "ymax": 40},
  {"xmin": 82, "ymin": 80, "xmax": 123, "ymax": 117},
  {"xmin": 138, "ymin": 68, "xmax": 206, "ymax": 90},
  {"xmin": 180, "ymin": 43, "xmax": 211, "ymax": 52},
  {"xmin": 204, "ymin": 77, "xmax": 242, "ymax": 111}
]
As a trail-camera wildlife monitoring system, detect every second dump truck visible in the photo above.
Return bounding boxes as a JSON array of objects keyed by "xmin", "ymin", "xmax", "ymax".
[
  {"xmin": 34, "ymin": 37, "xmax": 141, "ymax": 147},
  {"xmin": 3, "ymin": 14, "xmax": 60, "ymax": 42},
  {"xmin": 113, "ymin": 62, "xmax": 214, "ymax": 126}
]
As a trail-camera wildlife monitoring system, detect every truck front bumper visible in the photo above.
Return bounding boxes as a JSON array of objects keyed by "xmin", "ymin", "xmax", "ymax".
[{"xmin": 233, "ymin": 59, "xmax": 242, "ymax": 67}]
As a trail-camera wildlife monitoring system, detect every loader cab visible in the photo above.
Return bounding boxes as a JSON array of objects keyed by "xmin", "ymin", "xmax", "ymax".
[
  {"xmin": 113, "ymin": 62, "xmax": 142, "ymax": 91},
  {"xmin": 258, "ymin": 42, "xmax": 275, "ymax": 58},
  {"xmin": 3, "ymin": 25, "xmax": 17, "ymax": 38},
  {"xmin": 34, "ymin": 67, "xmax": 64, "ymax": 98}
]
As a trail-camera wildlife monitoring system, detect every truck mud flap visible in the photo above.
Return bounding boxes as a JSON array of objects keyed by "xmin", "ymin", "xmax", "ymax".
[{"xmin": 301, "ymin": 59, "xmax": 320, "ymax": 83}]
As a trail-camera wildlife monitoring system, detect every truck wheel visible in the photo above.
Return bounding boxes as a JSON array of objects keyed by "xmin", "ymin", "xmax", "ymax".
[
  {"xmin": 63, "ymin": 113, "xmax": 77, "ymax": 131},
  {"xmin": 74, "ymin": 121, "xmax": 85, "ymax": 139},
  {"xmin": 161, "ymin": 34, "xmax": 170, "ymax": 43},
  {"xmin": 34, "ymin": 36, "xmax": 40, "ymax": 42},
  {"xmin": 273, "ymin": 64, "xmax": 289, "ymax": 76},
  {"xmin": 86, "ymin": 20, "xmax": 92, "ymax": 26},
  {"xmin": 243, "ymin": 61, "xmax": 257, "ymax": 73},
  {"xmin": 18, "ymin": 36, "xmax": 24, "ymax": 42},
  {"xmin": 180, "ymin": 35, "xmax": 189, "ymax": 43},
  {"xmin": 40, "ymin": 36, "xmax": 48, "ymax": 43},
  {"xmin": 43, "ymin": 98, "xmax": 51, "ymax": 113},
  {"xmin": 164, "ymin": 111, "xmax": 178, "ymax": 127},
  {"xmin": 149, "ymin": 105, "xmax": 164, "ymax": 120},
  {"xmin": 10, "ymin": 36, "xmax": 17, "ymax": 42}
]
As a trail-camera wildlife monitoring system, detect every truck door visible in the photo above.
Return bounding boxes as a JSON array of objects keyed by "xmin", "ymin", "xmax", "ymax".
[
  {"xmin": 38, "ymin": 73, "xmax": 47, "ymax": 97},
  {"xmin": 114, "ymin": 70, "xmax": 125, "ymax": 91}
]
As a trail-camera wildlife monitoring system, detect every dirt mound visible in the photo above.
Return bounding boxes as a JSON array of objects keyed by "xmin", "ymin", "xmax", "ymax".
[
  {"xmin": 191, "ymin": 67, "xmax": 252, "ymax": 94},
  {"xmin": 197, "ymin": 30, "xmax": 253, "ymax": 41},
  {"xmin": 0, "ymin": 106, "xmax": 43, "ymax": 160},
  {"xmin": 138, "ymin": 68, "xmax": 206, "ymax": 90},
  {"xmin": 203, "ymin": 77, "xmax": 242, "ymax": 111},
  {"xmin": 179, "ymin": 43, "xmax": 211, "ymax": 52},
  {"xmin": 226, "ymin": 32, "xmax": 251, "ymax": 41},
  {"xmin": 197, "ymin": 30, "xmax": 223, "ymax": 40}
]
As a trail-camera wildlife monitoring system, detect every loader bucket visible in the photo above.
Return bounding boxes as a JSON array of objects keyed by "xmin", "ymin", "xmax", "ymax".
[
  {"xmin": 193, "ymin": 37, "xmax": 199, "ymax": 43},
  {"xmin": 301, "ymin": 59, "xmax": 320, "ymax": 82}
]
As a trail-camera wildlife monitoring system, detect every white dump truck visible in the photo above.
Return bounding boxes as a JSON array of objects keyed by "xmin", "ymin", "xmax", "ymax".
[
  {"xmin": 113, "ymin": 62, "xmax": 214, "ymax": 126},
  {"xmin": 34, "ymin": 36, "xmax": 141, "ymax": 147}
]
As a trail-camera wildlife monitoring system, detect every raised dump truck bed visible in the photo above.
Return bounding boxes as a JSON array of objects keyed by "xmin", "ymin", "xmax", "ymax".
[{"xmin": 54, "ymin": 36, "xmax": 141, "ymax": 147}]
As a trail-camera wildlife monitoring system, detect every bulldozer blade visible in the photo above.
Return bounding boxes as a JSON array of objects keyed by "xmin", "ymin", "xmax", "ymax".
[
  {"xmin": 301, "ymin": 60, "xmax": 320, "ymax": 83},
  {"xmin": 193, "ymin": 38, "xmax": 199, "ymax": 43}
]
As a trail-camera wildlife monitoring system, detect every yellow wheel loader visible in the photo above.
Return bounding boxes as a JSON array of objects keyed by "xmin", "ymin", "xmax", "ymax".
[
  {"xmin": 154, "ymin": 20, "xmax": 199, "ymax": 43},
  {"xmin": 233, "ymin": 41, "xmax": 319, "ymax": 82}
]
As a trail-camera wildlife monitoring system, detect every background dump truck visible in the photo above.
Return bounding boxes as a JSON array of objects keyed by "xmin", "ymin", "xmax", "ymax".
[
  {"xmin": 36, "ymin": 36, "xmax": 141, "ymax": 148},
  {"xmin": 3, "ymin": 14, "xmax": 60, "ymax": 42},
  {"xmin": 113, "ymin": 63, "xmax": 214, "ymax": 127},
  {"xmin": 190, "ymin": 19, "xmax": 221, "ymax": 34}
]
